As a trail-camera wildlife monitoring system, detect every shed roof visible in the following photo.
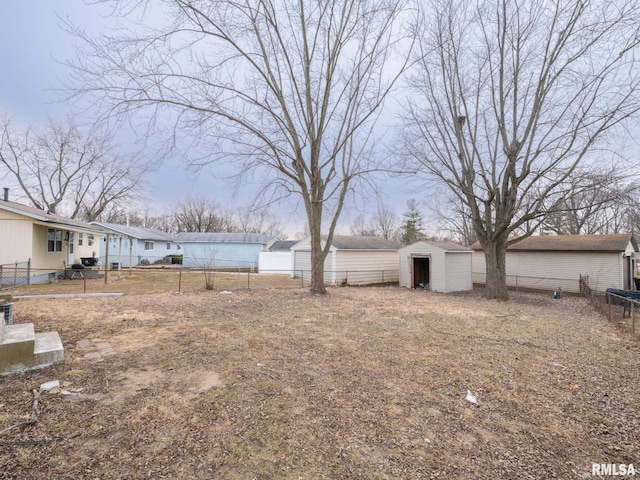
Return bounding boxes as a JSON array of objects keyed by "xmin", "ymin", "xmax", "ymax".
[
  {"xmin": 401, "ymin": 240, "xmax": 473, "ymax": 252},
  {"xmin": 269, "ymin": 240, "xmax": 299, "ymax": 251},
  {"xmin": 0, "ymin": 199, "xmax": 107, "ymax": 234},
  {"xmin": 174, "ymin": 232, "xmax": 276, "ymax": 244},
  {"xmin": 470, "ymin": 234, "xmax": 636, "ymax": 253},
  {"xmin": 91, "ymin": 222, "xmax": 175, "ymax": 241},
  {"xmin": 328, "ymin": 235, "xmax": 400, "ymax": 250}
]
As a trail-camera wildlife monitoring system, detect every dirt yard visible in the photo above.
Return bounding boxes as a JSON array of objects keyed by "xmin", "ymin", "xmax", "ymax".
[{"xmin": 1, "ymin": 272, "xmax": 639, "ymax": 479}]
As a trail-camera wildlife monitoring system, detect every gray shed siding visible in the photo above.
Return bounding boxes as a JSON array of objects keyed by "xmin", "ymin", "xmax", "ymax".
[{"xmin": 472, "ymin": 250, "xmax": 623, "ymax": 293}]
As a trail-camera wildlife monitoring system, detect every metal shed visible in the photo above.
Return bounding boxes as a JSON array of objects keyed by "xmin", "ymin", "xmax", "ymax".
[{"xmin": 399, "ymin": 240, "xmax": 473, "ymax": 293}]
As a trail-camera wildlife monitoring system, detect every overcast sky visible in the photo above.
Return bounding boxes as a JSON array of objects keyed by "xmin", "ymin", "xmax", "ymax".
[{"xmin": 0, "ymin": 2, "xmax": 427, "ymax": 237}]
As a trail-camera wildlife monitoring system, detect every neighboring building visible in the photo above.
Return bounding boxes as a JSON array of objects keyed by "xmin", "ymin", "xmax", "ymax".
[
  {"xmin": 175, "ymin": 232, "xmax": 277, "ymax": 270},
  {"xmin": 258, "ymin": 240, "xmax": 299, "ymax": 275},
  {"xmin": 471, "ymin": 234, "xmax": 638, "ymax": 293},
  {"xmin": 91, "ymin": 222, "xmax": 182, "ymax": 268},
  {"xmin": 399, "ymin": 240, "xmax": 473, "ymax": 293},
  {"xmin": 291, "ymin": 235, "xmax": 400, "ymax": 285},
  {"xmin": 0, "ymin": 193, "xmax": 106, "ymax": 285}
]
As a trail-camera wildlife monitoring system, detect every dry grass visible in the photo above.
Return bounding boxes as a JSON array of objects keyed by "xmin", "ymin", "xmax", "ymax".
[{"xmin": 1, "ymin": 273, "xmax": 639, "ymax": 479}]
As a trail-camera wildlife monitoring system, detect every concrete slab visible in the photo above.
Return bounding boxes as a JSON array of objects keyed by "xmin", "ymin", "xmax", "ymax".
[
  {"xmin": 0, "ymin": 323, "xmax": 36, "ymax": 374},
  {"xmin": 1, "ymin": 323, "xmax": 35, "ymax": 344},
  {"xmin": 34, "ymin": 332, "xmax": 64, "ymax": 367},
  {"xmin": 76, "ymin": 339, "xmax": 93, "ymax": 349}
]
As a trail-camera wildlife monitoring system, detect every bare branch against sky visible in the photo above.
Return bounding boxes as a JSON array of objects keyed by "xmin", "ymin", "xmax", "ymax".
[
  {"xmin": 403, "ymin": 0, "xmax": 640, "ymax": 300},
  {"xmin": 67, "ymin": 0, "xmax": 414, "ymax": 294}
]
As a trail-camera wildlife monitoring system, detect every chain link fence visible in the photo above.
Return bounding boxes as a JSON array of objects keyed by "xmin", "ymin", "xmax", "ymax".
[
  {"xmin": 3, "ymin": 266, "xmax": 400, "ymax": 296},
  {"xmin": 580, "ymin": 275, "xmax": 639, "ymax": 337}
]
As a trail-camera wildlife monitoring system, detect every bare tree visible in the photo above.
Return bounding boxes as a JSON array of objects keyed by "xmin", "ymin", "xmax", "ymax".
[
  {"xmin": 434, "ymin": 192, "xmax": 478, "ymax": 246},
  {"xmin": 172, "ymin": 196, "xmax": 236, "ymax": 233},
  {"xmin": 0, "ymin": 117, "xmax": 146, "ymax": 220},
  {"xmin": 236, "ymin": 207, "xmax": 283, "ymax": 237},
  {"xmin": 350, "ymin": 214, "xmax": 378, "ymax": 236},
  {"xmin": 403, "ymin": 0, "xmax": 640, "ymax": 299},
  {"xmin": 350, "ymin": 205, "xmax": 400, "ymax": 239},
  {"xmin": 68, "ymin": 0, "xmax": 413, "ymax": 294},
  {"xmin": 543, "ymin": 166, "xmax": 639, "ymax": 235}
]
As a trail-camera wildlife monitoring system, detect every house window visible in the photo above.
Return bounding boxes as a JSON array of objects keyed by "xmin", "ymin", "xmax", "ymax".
[
  {"xmin": 78, "ymin": 233, "xmax": 84, "ymax": 246},
  {"xmin": 47, "ymin": 229, "xmax": 63, "ymax": 252},
  {"xmin": 88, "ymin": 234, "xmax": 94, "ymax": 246},
  {"xmin": 167, "ymin": 242, "xmax": 171, "ymax": 250},
  {"xmin": 145, "ymin": 241, "xmax": 154, "ymax": 251}
]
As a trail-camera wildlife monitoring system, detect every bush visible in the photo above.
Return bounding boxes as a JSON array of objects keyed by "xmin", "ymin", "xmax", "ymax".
[{"xmin": 140, "ymin": 259, "xmax": 151, "ymax": 266}]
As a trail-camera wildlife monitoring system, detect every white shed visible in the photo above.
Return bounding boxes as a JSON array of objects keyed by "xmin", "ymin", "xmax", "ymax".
[
  {"xmin": 471, "ymin": 233, "xmax": 638, "ymax": 293},
  {"xmin": 399, "ymin": 240, "xmax": 473, "ymax": 293},
  {"xmin": 291, "ymin": 235, "xmax": 400, "ymax": 285}
]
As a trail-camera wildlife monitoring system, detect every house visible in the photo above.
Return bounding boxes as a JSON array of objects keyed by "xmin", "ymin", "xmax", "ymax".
[
  {"xmin": 258, "ymin": 240, "xmax": 300, "ymax": 275},
  {"xmin": 291, "ymin": 235, "xmax": 400, "ymax": 285},
  {"xmin": 91, "ymin": 222, "xmax": 181, "ymax": 268},
  {"xmin": 174, "ymin": 232, "xmax": 277, "ymax": 270},
  {"xmin": 471, "ymin": 234, "xmax": 638, "ymax": 293},
  {"xmin": 0, "ymin": 192, "xmax": 106, "ymax": 285},
  {"xmin": 399, "ymin": 240, "xmax": 473, "ymax": 293}
]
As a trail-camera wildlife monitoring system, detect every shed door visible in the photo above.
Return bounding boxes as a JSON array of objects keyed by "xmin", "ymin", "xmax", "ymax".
[{"xmin": 412, "ymin": 256, "xmax": 430, "ymax": 289}]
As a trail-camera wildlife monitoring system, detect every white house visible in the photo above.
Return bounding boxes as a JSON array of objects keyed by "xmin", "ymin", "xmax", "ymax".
[
  {"xmin": 0, "ymin": 191, "xmax": 106, "ymax": 284},
  {"xmin": 291, "ymin": 235, "xmax": 400, "ymax": 285},
  {"xmin": 471, "ymin": 234, "xmax": 638, "ymax": 293},
  {"xmin": 399, "ymin": 240, "xmax": 474, "ymax": 293}
]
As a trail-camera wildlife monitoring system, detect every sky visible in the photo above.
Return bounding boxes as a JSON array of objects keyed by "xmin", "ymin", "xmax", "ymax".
[{"xmin": 0, "ymin": 1, "xmax": 419, "ymax": 238}]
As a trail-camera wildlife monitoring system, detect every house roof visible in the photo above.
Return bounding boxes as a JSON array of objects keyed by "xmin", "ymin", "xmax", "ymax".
[
  {"xmin": 269, "ymin": 240, "xmax": 299, "ymax": 251},
  {"xmin": 174, "ymin": 232, "xmax": 276, "ymax": 244},
  {"xmin": 402, "ymin": 240, "xmax": 473, "ymax": 252},
  {"xmin": 326, "ymin": 235, "xmax": 401, "ymax": 250},
  {"xmin": 0, "ymin": 199, "xmax": 107, "ymax": 234},
  {"xmin": 470, "ymin": 234, "xmax": 637, "ymax": 253},
  {"xmin": 91, "ymin": 222, "xmax": 176, "ymax": 241}
]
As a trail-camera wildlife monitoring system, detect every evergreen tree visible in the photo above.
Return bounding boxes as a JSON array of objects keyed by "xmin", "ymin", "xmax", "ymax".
[{"xmin": 401, "ymin": 199, "xmax": 425, "ymax": 245}]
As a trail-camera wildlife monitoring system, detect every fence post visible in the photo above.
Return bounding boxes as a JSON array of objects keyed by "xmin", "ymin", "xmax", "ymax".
[
  {"xmin": 608, "ymin": 294, "xmax": 612, "ymax": 322},
  {"xmin": 83, "ymin": 274, "xmax": 87, "ymax": 294},
  {"xmin": 247, "ymin": 271, "xmax": 250, "ymax": 290},
  {"xmin": 301, "ymin": 270, "xmax": 304, "ymax": 288},
  {"xmin": 14, "ymin": 261, "xmax": 18, "ymax": 286},
  {"xmin": 632, "ymin": 303, "xmax": 636, "ymax": 335},
  {"xmin": 27, "ymin": 258, "xmax": 31, "ymax": 284},
  {"xmin": 178, "ymin": 268, "xmax": 182, "ymax": 293},
  {"xmin": 382, "ymin": 270, "xmax": 384, "ymax": 284}
]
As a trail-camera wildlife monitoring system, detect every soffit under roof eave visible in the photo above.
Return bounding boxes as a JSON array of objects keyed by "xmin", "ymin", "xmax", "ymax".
[{"xmin": 31, "ymin": 219, "xmax": 110, "ymax": 235}]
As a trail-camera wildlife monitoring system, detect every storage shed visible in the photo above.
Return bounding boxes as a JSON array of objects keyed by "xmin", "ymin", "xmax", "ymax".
[
  {"xmin": 291, "ymin": 235, "xmax": 400, "ymax": 285},
  {"xmin": 399, "ymin": 240, "xmax": 473, "ymax": 293},
  {"xmin": 471, "ymin": 233, "xmax": 638, "ymax": 293}
]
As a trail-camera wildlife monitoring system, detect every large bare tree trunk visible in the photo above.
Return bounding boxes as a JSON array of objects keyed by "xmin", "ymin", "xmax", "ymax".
[{"xmin": 482, "ymin": 237, "xmax": 509, "ymax": 301}]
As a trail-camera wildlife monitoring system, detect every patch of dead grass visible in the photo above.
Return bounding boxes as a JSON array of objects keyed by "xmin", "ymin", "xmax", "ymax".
[{"xmin": 0, "ymin": 281, "xmax": 639, "ymax": 479}]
